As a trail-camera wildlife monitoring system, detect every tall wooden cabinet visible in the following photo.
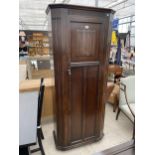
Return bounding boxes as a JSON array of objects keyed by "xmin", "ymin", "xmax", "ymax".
[{"xmin": 46, "ymin": 4, "xmax": 115, "ymax": 150}]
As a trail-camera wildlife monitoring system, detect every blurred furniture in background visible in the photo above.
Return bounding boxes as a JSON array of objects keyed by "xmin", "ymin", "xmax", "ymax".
[
  {"xmin": 27, "ymin": 55, "xmax": 54, "ymax": 79},
  {"xmin": 107, "ymin": 84, "xmax": 120, "ymax": 112},
  {"xmin": 106, "ymin": 82, "xmax": 114, "ymax": 101},
  {"xmin": 108, "ymin": 64, "xmax": 123, "ymax": 83},
  {"xmin": 31, "ymin": 78, "xmax": 45, "ymax": 155},
  {"xmin": 122, "ymin": 50, "xmax": 135, "ymax": 73},
  {"xmin": 19, "ymin": 55, "xmax": 55, "ymax": 119},
  {"xmin": 19, "ymin": 88, "xmax": 38, "ymax": 155},
  {"xmin": 28, "ymin": 32, "xmax": 50, "ymax": 56},
  {"xmin": 19, "ymin": 78, "xmax": 55, "ymax": 119},
  {"xmin": 116, "ymin": 76, "xmax": 135, "ymax": 138},
  {"xmin": 19, "ymin": 64, "xmax": 27, "ymax": 82},
  {"xmin": 107, "ymin": 65, "xmax": 123, "ymax": 112},
  {"xmin": 19, "ymin": 91, "xmax": 38, "ymax": 146}
]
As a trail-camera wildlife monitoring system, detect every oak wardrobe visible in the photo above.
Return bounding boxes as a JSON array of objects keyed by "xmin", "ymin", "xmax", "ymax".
[{"xmin": 46, "ymin": 4, "xmax": 115, "ymax": 150}]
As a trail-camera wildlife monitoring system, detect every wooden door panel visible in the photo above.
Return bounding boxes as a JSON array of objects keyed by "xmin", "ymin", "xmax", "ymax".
[
  {"xmin": 84, "ymin": 66, "xmax": 99, "ymax": 139},
  {"xmin": 70, "ymin": 20, "xmax": 102, "ymax": 143},
  {"xmin": 70, "ymin": 65, "xmax": 99, "ymax": 143},
  {"xmin": 70, "ymin": 68, "xmax": 83, "ymax": 142},
  {"xmin": 71, "ymin": 22, "xmax": 100, "ymax": 61}
]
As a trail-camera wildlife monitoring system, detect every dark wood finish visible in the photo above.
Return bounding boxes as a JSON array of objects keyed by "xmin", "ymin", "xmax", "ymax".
[
  {"xmin": 47, "ymin": 4, "xmax": 114, "ymax": 150},
  {"xmin": 71, "ymin": 22, "xmax": 99, "ymax": 61},
  {"xmin": 46, "ymin": 4, "xmax": 115, "ymax": 14},
  {"xmin": 93, "ymin": 140, "xmax": 135, "ymax": 155}
]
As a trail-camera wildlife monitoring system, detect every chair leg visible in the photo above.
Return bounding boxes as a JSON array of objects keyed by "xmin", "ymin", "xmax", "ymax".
[
  {"xmin": 38, "ymin": 131, "xmax": 45, "ymax": 155},
  {"xmin": 132, "ymin": 120, "xmax": 135, "ymax": 140},
  {"xmin": 113, "ymin": 103, "xmax": 118, "ymax": 112},
  {"xmin": 113, "ymin": 105, "xmax": 115, "ymax": 112},
  {"xmin": 40, "ymin": 128, "xmax": 44, "ymax": 139},
  {"xmin": 30, "ymin": 129, "xmax": 45, "ymax": 155},
  {"xmin": 116, "ymin": 108, "xmax": 121, "ymax": 120}
]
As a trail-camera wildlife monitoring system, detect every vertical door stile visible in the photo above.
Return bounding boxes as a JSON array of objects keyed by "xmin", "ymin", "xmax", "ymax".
[
  {"xmin": 67, "ymin": 13, "xmax": 72, "ymax": 146},
  {"xmin": 82, "ymin": 67, "xmax": 87, "ymax": 140}
]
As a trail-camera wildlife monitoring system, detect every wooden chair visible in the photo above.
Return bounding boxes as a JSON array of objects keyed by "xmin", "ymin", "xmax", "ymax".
[
  {"xmin": 108, "ymin": 84, "xmax": 120, "ymax": 112},
  {"xmin": 116, "ymin": 76, "xmax": 135, "ymax": 139},
  {"xmin": 106, "ymin": 82, "xmax": 115, "ymax": 102},
  {"xmin": 31, "ymin": 78, "xmax": 45, "ymax": 155},
  {"xmin": 108, "ymin": 64, "xmax": 123, "ymax": 83},
  {"xmin": 107, "ymin": 65, "xmax": 123, "ymax": 112}
]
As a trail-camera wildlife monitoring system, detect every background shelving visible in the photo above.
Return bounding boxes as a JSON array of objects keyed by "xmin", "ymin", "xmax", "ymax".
[{"xmin": 27, "ymin": 32, "xmax": 50, "ymax": 56}]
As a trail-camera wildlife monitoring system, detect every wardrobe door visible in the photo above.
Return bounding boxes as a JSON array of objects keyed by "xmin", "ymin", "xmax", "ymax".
[
  {"xmin": 68, "ymin": 20, "xmax": 105, "ymax": 144},
  {"xmin": 69, "ymin": 65, "xmax": 99, "ymax": 144}
]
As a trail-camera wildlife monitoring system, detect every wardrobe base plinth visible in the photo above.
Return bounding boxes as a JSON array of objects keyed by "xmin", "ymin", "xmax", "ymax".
[{"xmin": 53, "ymin": 130, "xmax": 104, "ymax": 151}]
